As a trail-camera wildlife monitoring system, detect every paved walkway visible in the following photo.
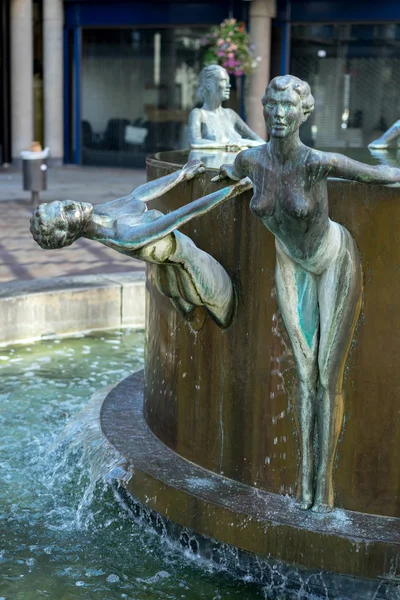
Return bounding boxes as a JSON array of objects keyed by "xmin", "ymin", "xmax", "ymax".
[{"xmin": 0, "ymin": 165, "xmax": 147, "ymax": 283}]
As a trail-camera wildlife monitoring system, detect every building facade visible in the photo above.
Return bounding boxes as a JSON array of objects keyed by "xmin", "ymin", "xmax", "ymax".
[
  {"xmin": 5, "ymin": 0, "xmax": 400, "ymax": 167},
  {"xmin": 63, "ymin": 0, "xmax": 255, "ymax": 167},
  {"xmin": 281, "ymin": 1, "xmax": 400, "ymax": 149}
]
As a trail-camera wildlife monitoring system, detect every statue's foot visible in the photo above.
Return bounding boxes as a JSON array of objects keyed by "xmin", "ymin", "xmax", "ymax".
[
  {"xmin": 295, "ymin": 485, "xmax": 313, "ymax": 510},
  {"xmin": 295, "ymin": 497, "xmax": 313, "ymax": 510},
  {"xmin": 311, "ymin": 501, "xmax": 334, "ymax": 514}
]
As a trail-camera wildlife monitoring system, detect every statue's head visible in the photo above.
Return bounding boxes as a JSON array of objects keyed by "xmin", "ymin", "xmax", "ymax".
[
  {"xmin": 261, "ymin": 75, "xmax": 315, "ymax": 138},
  {"xmin": 197, "ymin": 65, "xmax": 231, "ymax": 105},
  {"xmin": 30, "ymin": 200, "xmax": 93, "ymax": 249}
]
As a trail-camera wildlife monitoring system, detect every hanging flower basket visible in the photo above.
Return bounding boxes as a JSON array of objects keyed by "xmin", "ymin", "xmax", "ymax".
[{"xmin": 201, "ymin": 18, "xmax": 261, "ymax": 77}]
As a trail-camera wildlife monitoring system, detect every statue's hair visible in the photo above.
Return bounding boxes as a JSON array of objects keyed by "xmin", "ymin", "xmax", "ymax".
[
  {"xmin": 30, "ymin": 200, "xmax": 92, "ymax": 249},
  {"xmin": 262, "ymin": 75, "xmax": 315, "ymax": 116},
  {"xmin": 197, "ymin": 64, "xmax": 228, "ymax": 104}
]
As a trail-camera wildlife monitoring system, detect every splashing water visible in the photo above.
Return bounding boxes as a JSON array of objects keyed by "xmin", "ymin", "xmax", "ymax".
[{"xmin": 0, "ymin": 329, "xmax": 265, "ymax": 599}]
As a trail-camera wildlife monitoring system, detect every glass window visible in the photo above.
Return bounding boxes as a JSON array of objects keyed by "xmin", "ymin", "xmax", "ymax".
[
  {"xmin": 290, "ymin": 23, "xmax": 400, "ymax": 148},
  {"xmin": 80, "ymin": 27, "xmax": 213, "ymax": 167}
]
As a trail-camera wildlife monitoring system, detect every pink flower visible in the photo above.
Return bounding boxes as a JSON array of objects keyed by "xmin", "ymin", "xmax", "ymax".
[
  {"xmin": 230, "ymin": 44, "xmax": 237, "ymax": 51},
  {"xmin": 226, "ymin": 37, "xmax": 231, "ymax": 42},
  {"xmin": 217, "ymin": 51, "xmax": 225, "ymax": 57},
  {"xmin": 228, "ymin": 52, "xmax": 234, "ymax": 59},
  {"xmin": 223, "ymin": 57, "xmax": 240, "ymax": 69},
  {"xmin": 217, "ymin": 38, "xmax": 224, "ymax": 46}
]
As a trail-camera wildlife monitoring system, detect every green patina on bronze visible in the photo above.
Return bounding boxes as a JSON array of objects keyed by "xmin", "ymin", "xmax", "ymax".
[
  {"xmin": 211, "ymin": 74, "xmax": 400, "ymax": 513},
  {"xmin": 29, "ymin": 160, "xmax": 252, "ymax": 330},
  {"xmin": 294, "ymin": 268, "xmax": 319, "ymax": 349}
]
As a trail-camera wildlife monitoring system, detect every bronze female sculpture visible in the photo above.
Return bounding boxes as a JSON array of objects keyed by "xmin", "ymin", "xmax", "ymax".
[
  {"xmin": 30, "ymin": 160, "xmax": 251, "ymax": 329},
  {"xmin": 188, "ymin": 65, "xmax": 264, "ymax": 150},
  {"xmin": 215, "ymin": 75, "xmax": 400, "ymax": 512}
]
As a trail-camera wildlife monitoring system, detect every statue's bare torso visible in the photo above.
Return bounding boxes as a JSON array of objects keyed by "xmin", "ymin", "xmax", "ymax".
[
  {"xmin": 195, "ymin": 107, "xmax": 244, "ymax": 143},
  {"xmin": 238, "ymin": 144, "xmax": 331, "ymax": 262}
]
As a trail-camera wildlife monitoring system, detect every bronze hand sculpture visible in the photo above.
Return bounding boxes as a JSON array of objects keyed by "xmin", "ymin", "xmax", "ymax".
[
  {"xmin": 30, "ymin": 160, "xmax": 252, "ymax": 329},
  {"xmin": 215, "ymin": 75, "xmax": 400, "ymax": 512}
]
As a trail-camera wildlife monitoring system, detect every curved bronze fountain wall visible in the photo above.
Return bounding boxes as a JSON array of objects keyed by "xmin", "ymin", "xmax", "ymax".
[{"xmin": 145, "ymin": 155, "xmax": 400, "ymax": 520}]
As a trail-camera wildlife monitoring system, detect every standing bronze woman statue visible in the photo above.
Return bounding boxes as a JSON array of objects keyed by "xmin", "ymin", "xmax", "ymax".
[
  {"xmin": 215, "ymin": 75, "xmax": 400, "ymax": 512},
  {"xmin": 188, "ymin": 65, "xmax": 264, "ymax": 150}
]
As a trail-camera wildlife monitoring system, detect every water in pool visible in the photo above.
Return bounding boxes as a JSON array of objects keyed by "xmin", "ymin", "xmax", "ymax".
[{"xmin": 0, "ymin": 329, "xmax": 267, "ymax": 599}]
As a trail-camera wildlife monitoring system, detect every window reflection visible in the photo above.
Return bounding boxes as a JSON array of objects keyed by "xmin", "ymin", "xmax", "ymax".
[
  {"xmin": 81, "ymin": 27, "xmax": 211, "ymax": 167},
  {"xmin": 291, "ymin": 24, "xmax": 400, "ymax": 149}
]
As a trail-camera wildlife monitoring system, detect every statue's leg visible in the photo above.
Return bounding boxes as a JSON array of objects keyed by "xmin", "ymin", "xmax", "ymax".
[
  {"xmin": 313, "ymin": 226, "xmax": 363, "ymax": 513},
  {"xmin": 152, "ymin": 262, "xmax": 198, "ymax": 320},
  {"xmin": 168, "ymin": 231, "xmax": 234, "ymax": 329},
  {"xmin": 275, "ymin": 247, "xmax": 319, "ymax": 510},
  {"xmin": 140, "ymin": 230, "xmax": 234, "ymax": 329},
  {"xmin": 138, "ymin": 233, "xmax": 201, "ymax": 322}
]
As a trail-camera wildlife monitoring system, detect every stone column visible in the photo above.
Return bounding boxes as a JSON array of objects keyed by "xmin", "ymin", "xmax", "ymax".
[
  {"xmin": 247, "ymin": 0, "xmax": 276, "ymax": 138},
  {"xmin": 43, "ymin": 0, "xmax": 64, "ymax": 163},
  {"xmin": 11, "ymin": 0, "xmax": 33, "ymax": 162}
]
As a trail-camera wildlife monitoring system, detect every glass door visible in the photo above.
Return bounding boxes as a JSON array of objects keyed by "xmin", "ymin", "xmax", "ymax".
[{"xmin": 80, "ymin": 27, "xmax": 208, "ymax": 167}]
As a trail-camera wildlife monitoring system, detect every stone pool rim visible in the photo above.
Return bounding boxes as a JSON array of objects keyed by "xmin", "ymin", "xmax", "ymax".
[
  {"xmin": 0, "ymin": 271, "xmax": 145, "ymax": 345},
  {"xmin": 101, "ymin": 370, "xmax": 400, "ymax": 600}
]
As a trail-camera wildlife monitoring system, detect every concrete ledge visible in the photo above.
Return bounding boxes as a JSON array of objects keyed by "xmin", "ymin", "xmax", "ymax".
[{"xmin": 0, "ymin": 272, "xmax": 145, "ymax": 344}]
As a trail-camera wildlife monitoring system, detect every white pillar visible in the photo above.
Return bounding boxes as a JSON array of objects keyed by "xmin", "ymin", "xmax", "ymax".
[
  {"xmin": 247, "ymin": 0, "xmax": 276, "ymax": 138},
  {"xmin": 11, "ymin": 0, "xmax": 33, "ymax": 161},
  {"xmin": 43, "ymin": 0, "xmax": 64, "ymax": 163}
]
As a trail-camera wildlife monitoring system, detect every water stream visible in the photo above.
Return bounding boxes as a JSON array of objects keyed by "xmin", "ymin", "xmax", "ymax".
[{"xmin": 0, "ymin": 329, "xmax": 266, "ymax": 599}]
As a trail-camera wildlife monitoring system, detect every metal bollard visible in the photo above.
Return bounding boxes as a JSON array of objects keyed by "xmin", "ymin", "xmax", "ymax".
[{"xmin": 20, "ymin": 144, "xmax": 50, "ymax": 203}]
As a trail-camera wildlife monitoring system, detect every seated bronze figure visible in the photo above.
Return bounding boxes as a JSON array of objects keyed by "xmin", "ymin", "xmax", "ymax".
[{"xmin": 188, "ymin": 65, "xmax": 264, "ymax": 151}]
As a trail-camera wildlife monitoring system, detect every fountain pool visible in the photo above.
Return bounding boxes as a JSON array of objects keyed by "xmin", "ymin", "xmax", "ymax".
[{"xmin": 0, "ymin": 328, "xmax": 269, "ymax": 600}]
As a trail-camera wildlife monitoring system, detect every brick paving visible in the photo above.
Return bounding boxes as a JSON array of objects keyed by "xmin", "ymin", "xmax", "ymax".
[{"xmin": 0, "ymin": 165, "xmax": 147, "ymax": 283}]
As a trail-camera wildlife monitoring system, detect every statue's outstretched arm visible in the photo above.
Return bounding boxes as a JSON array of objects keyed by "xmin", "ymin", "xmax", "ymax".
[
  {"xmin": 99, "ymin": 160, "xmax": 206, "ymax": 213},
  {"xmin": 94, "ymin": 178, "xmax": 252, "ymax": 251},
  {"xmin": 318, "ymin": 151, "xmax": 400, "ymax": 186},
  {"xmin": 211, "ymin": 151, "xmax": 250, "ymax": 182},
  {"xmin": 134, "ymin": 160, "xmax": 206, "ymax": 202}
]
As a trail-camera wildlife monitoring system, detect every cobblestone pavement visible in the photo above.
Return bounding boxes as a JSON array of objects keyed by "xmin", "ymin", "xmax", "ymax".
[{"xmin": 0, "ymin": 165, "xmax": 147, "ymax": 283}]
